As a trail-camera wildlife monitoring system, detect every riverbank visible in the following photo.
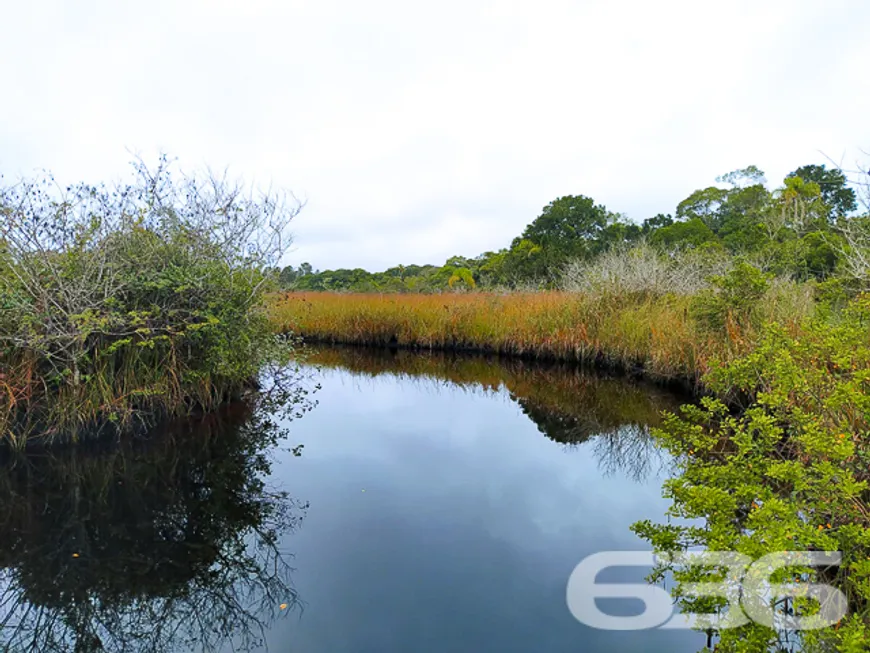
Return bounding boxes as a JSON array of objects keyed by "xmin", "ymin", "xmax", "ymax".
[{"xmin": 268, "ymin": 286, "xmax": 813, "ymax": 392}]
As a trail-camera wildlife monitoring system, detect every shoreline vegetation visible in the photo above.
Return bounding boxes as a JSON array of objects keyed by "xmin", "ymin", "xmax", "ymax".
[
  {"xmin": 0, "ymin": 157, "xmax": 301, "ymax": 448},
  {"xmin": 270, "ymin": 280, "xmax": 813, "ymax": 395},
  {"xmin": 270, "ymin": 162, "xmax": 865, "ymax": 399}
]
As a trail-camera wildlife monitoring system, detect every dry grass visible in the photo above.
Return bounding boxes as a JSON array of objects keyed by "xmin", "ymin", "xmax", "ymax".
[{"xmin": 268, "ymin": 290, "xmax": 809, "ymax": 388}]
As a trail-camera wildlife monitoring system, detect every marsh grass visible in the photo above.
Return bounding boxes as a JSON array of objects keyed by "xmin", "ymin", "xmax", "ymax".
[{"xmin": 270, "ymin": 286, "xmax": 815, "ymax": 390}]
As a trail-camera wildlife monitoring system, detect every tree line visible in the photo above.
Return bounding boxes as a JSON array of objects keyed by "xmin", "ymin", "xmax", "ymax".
[{"xmin": 278, "ymin": 163, "xmax": 861, "ymax": 292}]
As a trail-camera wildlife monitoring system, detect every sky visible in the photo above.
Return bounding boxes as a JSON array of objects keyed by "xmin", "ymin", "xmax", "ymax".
[{"xmin": 1, "ymin": 0, "xmax": 869, "ymax": 271}]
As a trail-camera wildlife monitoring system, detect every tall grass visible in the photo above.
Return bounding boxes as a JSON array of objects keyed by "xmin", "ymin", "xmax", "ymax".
[{"xmin": 270, "ymin": 284, "xmax": 815, "ymax": 389}]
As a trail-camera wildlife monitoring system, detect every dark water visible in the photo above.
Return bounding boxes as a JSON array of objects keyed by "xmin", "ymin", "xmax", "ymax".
[{"xmin": 0, "ymin": 346, "xmax": 705, "ymax": 652}]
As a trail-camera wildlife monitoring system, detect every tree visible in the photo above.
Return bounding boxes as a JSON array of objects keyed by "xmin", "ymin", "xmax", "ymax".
[
  {"xmin": 798, "ymin": 230, "xmax": 840, "ymax": 279},
  {"xmin": 787, "ymin": 164, "xmax": 857, "ymax": 219},
  {"xmin": 641, "ymin": 214, "xmax": 674, "ymax": 234},
  {"xmin": 676, "ymin": 167, "xmax": 770, "ymax": 237},
  {"xmin": 475, "ymin": 250, "xmax": 508, "ymax": 287},
  {"xmin": 517, "ymin": 195, "xmax": 610, "ymax": 259},
  {"xmin": 598, "ymin": 218, "xmax": 643, "ymax": 250},
  {"xmin": 278, "ymin": 265, "xmax": 298, "ymax": 287},
  {"xmin": 775, "ymin": 175, "xmax": 826, "ymax": 233},
  {"xmin": 500, "ymin": 195, "xmax": 615, "ymax": 285},
  {"xmin": 673, "ymin": 168, "xmax": 773, "ymax": 254},
  {"xmin": 675, "ymin": 186, "xmax": 729, "ymax": 230},
  {"xmin": 500, "ymin": 239, "xmax": 547, "ymax": 286},
  {"xmin": 445, "ymin": 255, "xmax": 473, "ymax": 269},
  {"xmin": 650, "ymin": 218, "xmax": 717, "ymax": 249},
  {"xmin": 715, "ymin": 164, "xmax": 766, "ymax": 188},
  {"xmin": 447, "ymin": 267, "xmax": 476, "ymax": 290},
  {"xmin": 717, "ymin": 183, "xmax": 772, "ymax": 252}
]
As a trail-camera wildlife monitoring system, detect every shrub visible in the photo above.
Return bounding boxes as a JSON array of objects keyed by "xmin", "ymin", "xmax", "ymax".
[
  {"xmin": 0, "ymin": 157, "xmax": 301, "ymax": 446},
  {"xmin": 690, "ymin": 261, "xmax": 771, "ymax": 333},
  {"xmin": 633, "ymin": 295, "xmax": 870, "ymax": 651},
  {"xmin": 562, "ymin": 242, "xmax": 731, "ymax": 297}
]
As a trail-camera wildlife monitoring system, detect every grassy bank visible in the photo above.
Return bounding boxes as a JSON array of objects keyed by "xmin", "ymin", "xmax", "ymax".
[{"xmin": 270, "ymin": 281, "xmax": 814, "ymax": 390}]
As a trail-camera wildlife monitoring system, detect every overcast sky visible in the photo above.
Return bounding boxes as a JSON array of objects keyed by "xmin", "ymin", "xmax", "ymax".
[{"xmin": 2, "ymin": 0, "xmax": 869, "ymax": 271}]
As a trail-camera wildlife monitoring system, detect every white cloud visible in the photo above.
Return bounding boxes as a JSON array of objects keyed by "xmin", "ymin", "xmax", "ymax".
[{"xmin": 2, "ymin": 0, "xmax": 868, "ymax": 270}]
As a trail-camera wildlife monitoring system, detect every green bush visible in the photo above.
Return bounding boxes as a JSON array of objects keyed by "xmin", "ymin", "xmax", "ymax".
[
  {"xmin": 0, "ymin": 158, "xmax": 301, "ymax": 446},
  {"xmin": 633, "ymin": 294, "xmax": 870, "ymax": 651},
  {"xmin": 690, "ymin": 261, "xmax": 771, "ymax": 333}
]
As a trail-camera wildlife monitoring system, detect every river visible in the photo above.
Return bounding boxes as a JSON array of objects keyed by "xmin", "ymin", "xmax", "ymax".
[{"xmin": 0, "ymin": 346, "xmax": 705, "ymax": 652}]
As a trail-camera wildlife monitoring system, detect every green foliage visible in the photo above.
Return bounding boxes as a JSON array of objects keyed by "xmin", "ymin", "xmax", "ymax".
[
  {"xmin": 633, "ymin": 296, "xmax": 870, "ymax": 651},
  {"xmin": 0, "ymin": 158, "xmax": 301, "ymax": 446},
  {"xmin": 716, "ymin": 164, "xmax": 766, "ymax": 188},
  {"xmin": 650, "ymin": 218, "xmax": 718, "ymax": 249},
  {"xmin": 498, "ymin": 238, "xmax": 548, "ymax": 286},
  {"xmin": 447, "ymin": 266, "xmax": 476, "ymax": 289},
  {"xmin": 676, "ymin": 186, "xmax": 729, "ymax": 229},
  {"xmin": 775, "ymin": 175, "xmax": 828, "ymax": 234},
  {"xmin": 799, "ymin": 230, "xmax": 841, "ymax": 279},
  {"xmin": 641, "ymin": 213, "xmax": 674, "ymax": 233},
  {"xmin": 787, "ymin": 164, "xmax": 858, "ymax": 219},
  {"xmin": 517, "ymin": 195, "xmax": 611, "ymax": 255},
  {"xmin": 278, "ymin": 161, "xmax": 861, "ymax": 294},
  {"xmin": 690, "ymin": 261, "xmax": 771, "ymax": 333},
  {"xmin": 717, "ymin": 184, "xmax": 772, "ymax": 252}
]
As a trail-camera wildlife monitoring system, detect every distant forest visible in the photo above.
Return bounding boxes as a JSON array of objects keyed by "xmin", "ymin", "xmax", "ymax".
[{"xmin": 277, "ymin": 163, "xmax": 861, "ymax": 292}]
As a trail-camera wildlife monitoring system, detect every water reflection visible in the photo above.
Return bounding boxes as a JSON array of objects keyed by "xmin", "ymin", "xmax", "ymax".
[
  {"xmin": 0, "ymin": 401, "xmax": 306, "ymax": 653},
  {"xmin": 279, "ymin": 345, "xmax": 702, "ymax": 653},
  {"xmin": 304, "ymin": 345, "xmax": 684, "ymax": 481},
  {"xmin": 0, "ymin": 347, "xmax": 701, "ymax": 653}
]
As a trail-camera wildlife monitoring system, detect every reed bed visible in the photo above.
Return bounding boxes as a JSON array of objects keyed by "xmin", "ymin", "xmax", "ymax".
[{"xmin": 269, "ymin": 290, "xmax": 810, "ymax": 388}]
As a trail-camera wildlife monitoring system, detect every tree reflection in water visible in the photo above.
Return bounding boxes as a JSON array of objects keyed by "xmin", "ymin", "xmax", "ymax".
[
  {"xmin": 0, "ymin": 398, "xmax": 309, "ymax": 653},
  {"xmin": 0, "ymin": 346, "xmax": 685, "ymax": 651},
  {"xmin": 305, "ymin": 345, "xmax": 685, "ymax": 481}
]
